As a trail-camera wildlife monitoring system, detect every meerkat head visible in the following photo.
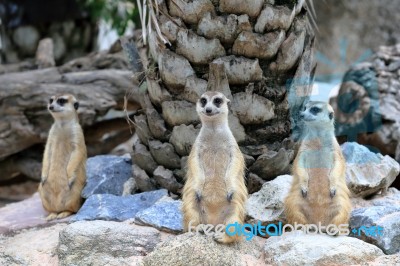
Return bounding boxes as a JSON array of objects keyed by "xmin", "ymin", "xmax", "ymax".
[
  {"xmin": 48, "ymin": 94, "xmax": 79, "ymax": 120},
  {"xmin": 196, "ymin": 91, "xmax": 230, "ymax": 123},
  {"xmin": 300, "ymin": 101, "xmax": 334, "ymax": 127}
]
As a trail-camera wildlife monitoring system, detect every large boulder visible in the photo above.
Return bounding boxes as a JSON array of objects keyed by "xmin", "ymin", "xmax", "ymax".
[
  {"xmin": 142, "ymin": 233, "xmax": 263, "ymax": 266},
  {"xmin": 73, "ymin": 189, "xmax": 168, "ymax": 222},
  {"xmin": 350, "ymin": 205, "xmax": 400, "ymax": 254},
  {"xmin": 58, "ymin": 221, "xmax": 160, "ymax": 266},
  {"xmin": 82, "ymin": 155, "xmax": 133, "ymax": 198},
  {"xmin": 0, "ymin": 224, "xmax": 66, "ymax": 265},
  {"xmin": 341, "ymin": 142, "xmax": 399, "ymax": 198},
  {"xmin": 246, "ymin": 175, "xmax": 292, "ymax": 224},
  {"xmin": 264, "ymin": 231, "xmax": 384, "ymax": 266}
]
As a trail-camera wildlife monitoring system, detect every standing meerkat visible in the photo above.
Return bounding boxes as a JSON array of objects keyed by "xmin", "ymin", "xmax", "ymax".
[
  {"xmin": 182, "ymin": 91, "xmax": 247, "ymax": 244},
  {"xmin": 285, "ymin": 101, "xmax": 351, "ymax": 230},
  {"xmin": 38, "ymin": 94, "xmax": 87, "ymax": 220}
]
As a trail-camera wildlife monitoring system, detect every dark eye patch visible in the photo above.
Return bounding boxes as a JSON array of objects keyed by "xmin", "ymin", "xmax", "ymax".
[
  {"xmin": 329, "ymin": 112, "xmax": 333, "ymax": 120},
  {"xmin": 213, "ymin": 97, "xmax": 222, "ymax": 106},
  {"xmin": 57, "ymin": 98, "xmax": 68, "ymax": 105},
  {"xmin": 200, "ymin": 97, "xmax": 207, "ymax": 107},
  {"xmin": 49, "ymin": 98, "xmax": 53, "ymax": 104},
  {"xmin": 310, "ymin": 106, "xmax": 321, "ymax": 114}
]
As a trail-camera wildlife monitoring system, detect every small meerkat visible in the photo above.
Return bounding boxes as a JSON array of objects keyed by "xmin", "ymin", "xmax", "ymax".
[
  {"xmin": 182, "ymin": 91, "xmax": 247, "ymax": 244},
  {"xmin": 285, "ymin": 101, "xmax": 351, "ymax": 229},
  {"xmin": 38, "ymin": 94, "xmax": 87, "ymax": 220}
]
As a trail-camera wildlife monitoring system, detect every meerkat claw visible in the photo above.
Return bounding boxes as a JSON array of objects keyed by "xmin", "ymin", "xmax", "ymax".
[
  {"xmin": 330, "ymin": 187, "xmax": 336, "ymax": 198},
  {"xmin": 227, "ymin": 191, "xmax": 234, "ymax": 202},
  {"xmin": 301, "ymin": 187, "xmax": 308, "ymax": 198}
]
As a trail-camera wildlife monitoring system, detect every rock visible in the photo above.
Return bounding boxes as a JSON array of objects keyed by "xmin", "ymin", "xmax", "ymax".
[
  {"xmin": 197, "ymin": 13, "xmax": 252, "ymax": 45},
  {"xmin": 247, "ymin": 172, "xmax": 265, "ymax": 194},
  {"xmin": 350, "ymin": 206, "xmax": 400, "ymax": 254},
  {"xmin": 153, "ymin": 166, "xmax": 183, "ymax": 194},
  {"xmin": 181, "ymin": 76, "xmax": 207, "ymax": 103},
  {"xmin": 35, "ymin": 38, "xmax": 55, "ymax": 68},
  {"xmin": 0, "ymin": 224, "xmax": 66, "ymax": 265},
  {"xmin": 147, "ymin": 78, "xmax": 172, "ymax": 106},
  {"xmin": 169, "ymin": 124, "xmax": 199, "ymax": 156},
  {"xmin": 232, "ymin": 85, "xmax": 275, "ymax": 125},
  {"xmin": 159, "ymin": 15, "xmax": 183, "ymax": 43},
  {"xmin": 212, "ymin": 56, "xmax": 263, "ymax": 85},
  {"xmin": 149, "ymin": 140, "xmax": 181, "ymax": 169},
  {"xmin": 249, "ymin": 148, "xmax": 292, "ymax": 180},
  {"xmin": 0, "ymin": 193, "xmax": 70, "ymax": 234},
  {"xmin": 82, "ymin": 155, "xmax": 133, "ymax": 198},
  {"xmin": 176, "ymin": 29, "xmax": 226, "ymax": 65},
  {"xmin": 255, "ymin": 4, "xmax": 295, "ymax": 33},
  {"xmin": 132, "ymin": 164, "xmax": 157, "ymax": 192},
  {"xmin": 12, "ymin": 26, "xmax": 40, "ymax": 55},
  {"xmin": 73, "ymin": 190, "xmax": 168, "ymax": 222},
  {"xmin": 168, "ymin": 0, "xmax": 214, "ymax": 25},
  {"xmin": 51, "ymin": 33, "xmax": 66, "ymax": 61},
  {"xmin": 158, "ymin": 50, "xmax": 195, "ymax": 91},
  {"xmin": 246, "ymin": 175, "xmax": 292, "ymax": 224},
  {"xmin": 264, "ymin": 231, "xmax": 384, "ymax": 266},
  {"xmin": 270, "ymin": 20, "xmax": 306, "ymax": 72},
  {"xmin": 161, "ymin": 100, "xmax": 199, "ymax": 126},
  {"xmin": 142, "ymin": 233, "xmax": 263, "ymax": 266},
  {"xmin": 135, "ymin": 200, "xmax": 183, "ymax": 233},
  {"xmin": 232, "ymin": 30, "xmax": 286, "ymax": 59},
  {"xmin": 219, "ymin": 0, "xmax": 264, "ymax": 18},
  {"xmin": 132, "ymin": 143, "xmax": 158, "ymax": 175},
  {"xmin": 134, "ymin": 114, "xmax": 152, "ymax": 144},
  {"xmin": 58, "ymin": 221, "xmax": 160, "ymax": 265},
  {"xmin": 228, "ymin": 113, "xmax": 246, "ymax": 144},
  {"xmin": 341, "ymin": 142, "xmax": 399, "ymax": 198},
  {"xmin": 366, "ymin": 255, "xmax": 400, "ymax": 266}
]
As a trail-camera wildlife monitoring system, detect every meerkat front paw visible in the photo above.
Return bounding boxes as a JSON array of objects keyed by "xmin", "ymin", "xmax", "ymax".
[
  {"xmin": 300, "ymin": 186, "xmax": 308, "ymax": 198},
  {"xmin": 330, "ymin": 187, "xmax": 336, "ymax": 198},
  {"xmin": 41, "ymin": 176, "xmax": 47, "ymax": 185},
  {"xmin": 227, "ymin": 191, "xmax": 234, "ymax": 202},
  {"xmin": 67, "ymin": 174, "xmax": 76, "ymax": 189},
  {"xmin": 195, "ymin": 191, "xmax": 202, "ymax": 202}
]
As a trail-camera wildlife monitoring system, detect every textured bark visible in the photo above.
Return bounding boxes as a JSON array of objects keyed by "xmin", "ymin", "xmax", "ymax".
[{"xmin": 129, "ymin": 0, "xmax": 316, "ymax": 192}]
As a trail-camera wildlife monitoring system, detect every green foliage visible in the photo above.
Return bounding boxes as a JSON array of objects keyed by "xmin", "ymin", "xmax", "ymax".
[{"xmin": 83, "ymin": 0, "xmax": 141, "ymax": 35}]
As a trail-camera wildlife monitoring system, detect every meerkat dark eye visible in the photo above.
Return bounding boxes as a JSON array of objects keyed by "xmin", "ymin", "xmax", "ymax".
[
  {"xmin": 49, "ymin": 98, "xmax": 53, "ymax": 104},
  {"xmin": 310, "ymin": 106, "xmax": 321, "ymax": 115},
  {"xmin": 57, "ymin": 98, "xmax": 67, "ymax": 105},
  {"xmin": 329, "ymin": 112, "xmax": 334, "ymax": 120},
  {"xmin": 213, "ymin": 97, "xmax": 222, "ymax": 106},
  {"xmin": 200, "ymin": 98, "xmax": 207, "ymax": 107}
]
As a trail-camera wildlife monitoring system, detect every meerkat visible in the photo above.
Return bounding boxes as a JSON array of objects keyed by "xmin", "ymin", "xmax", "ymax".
[
  {"xmin": 285, "ymin": 101, "xmax": 351, "ymax": 230},
  {"xmin": 38, "ymin": 94, "xmax": 87, "ymax": 220},
  {"xmin": 182, "ymin": 91, "xmax": 247, "ymax": 244}
]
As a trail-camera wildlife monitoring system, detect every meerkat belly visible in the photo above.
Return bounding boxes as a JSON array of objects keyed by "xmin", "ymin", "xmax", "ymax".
[
  {"xmin": 47, "ymin": 132, "xmax": 74, "ymax": 192},
  {"xmin": 201, "ymin": 147, "xmax": 233, "ymax": 224}
]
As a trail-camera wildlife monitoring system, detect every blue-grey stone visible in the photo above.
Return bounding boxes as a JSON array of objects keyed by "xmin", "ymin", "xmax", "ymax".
[
  {"xmin": 341, "ymin": 142, "xmax": 381, "ymax": 165},
  {"xmin": 135, "ymin": 200, "xmax": 183, "ymax": 233},
  {"xmin": 73, "ymin": 189, "xmax": 168, "ymax": 222},
  {"xmin": 82, "ymin": 155, "xmax": 132, "ymax": 198},
  {"xmin": 350, "ymin": 206, "xmax": 400, "ymax": 254}
]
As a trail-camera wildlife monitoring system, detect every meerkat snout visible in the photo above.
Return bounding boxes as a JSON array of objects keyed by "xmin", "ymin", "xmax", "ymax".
[
  {"xmin": 300, "ymin": 101, "xmax": 334, "ymax": 125},
  {"xmin": 196, "ymin": 91, "xmax": 230, "ymax": 120}
]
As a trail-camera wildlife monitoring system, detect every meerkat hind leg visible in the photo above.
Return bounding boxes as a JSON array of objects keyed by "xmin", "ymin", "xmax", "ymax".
[
  {"xmin": 57, "ymin": 211, "xmax": 73, "ymax": 219},
  {"xmin": 46, "ymin": 213, "xmax": 58, "ymax": 221}
]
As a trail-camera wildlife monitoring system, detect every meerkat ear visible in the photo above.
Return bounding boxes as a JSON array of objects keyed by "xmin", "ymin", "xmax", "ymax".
[
  {"xmin": 226, "ymin": 97, "xmax": 231, "ymax": 103},
  {"xmin": 329, "ymin": 112, "xmax": 333, "ymax": 120},
  {"xmin": 74, "ymin": 102, "xmax": 79, "ymax": 110}
]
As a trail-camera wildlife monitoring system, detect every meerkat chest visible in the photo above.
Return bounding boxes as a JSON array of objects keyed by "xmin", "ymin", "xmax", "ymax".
[
  {"xmin": 298, "ymin": 146, "xmax": 334, "ymax": 170},
  {"xmin": 50, "ymin": 127, "xmax": 76, "ymax": 152},
  {"xmin": 198, "ymin": 143, "xmax": 231, "ymax": 179}
]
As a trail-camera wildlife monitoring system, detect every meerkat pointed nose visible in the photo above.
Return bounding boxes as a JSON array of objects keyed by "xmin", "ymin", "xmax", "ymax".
[
  {"xmin": 206, "ymin": 108, "xmax": 212, "ymax": 114},
  {"xmin": 49, "ymin": 106, "xmax": 54, "ymax": 111}
]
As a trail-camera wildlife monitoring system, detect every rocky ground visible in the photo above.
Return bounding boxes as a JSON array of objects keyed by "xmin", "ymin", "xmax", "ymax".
[{"xmin": 0, "ymin": 142, "xmax": 399, "ymax": 266}]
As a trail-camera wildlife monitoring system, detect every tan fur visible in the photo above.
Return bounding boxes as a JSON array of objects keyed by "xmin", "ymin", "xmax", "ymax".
[
  {"xmin": 182, "ymin": 92, "xmax": 247, "ymax": 244},
  {"xmin": 38, "ymin": 94, "xmax": 87, "ymax": 220},
  {"xmin": 285, "ymin": 102, "xmax": 351, "ymax": 230}
]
